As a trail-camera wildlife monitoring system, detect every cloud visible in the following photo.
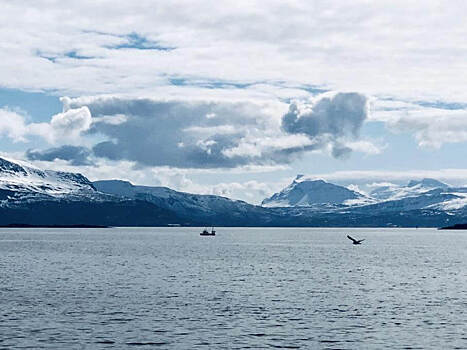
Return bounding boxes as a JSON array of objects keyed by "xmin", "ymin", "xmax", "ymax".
[
  {"xmin": 69, "ymin": 96, "xmax": 320, "ymax": 168},
  {"xmin": 346, "ymin": 140, "xmax": 383, "ymax": 155},
  {"xmin": 0, "ymin": 108, "xmax": 28, "ymax": 142},
  {"xmin": 331, "ymin": 144, "xmax": 352, "ymax": 159},
  {"xmin": 391, "ymin": 112, "xmax": 467, "ymax": 149},
  {"xmin": 43, "ymin": 93, "xmax": 370, "ymax": 169},
  {"xmin": 28, "ymin": 106, "xmax": 92, "ymax": 144},
  {"xmin": 2, "ymin": 92, "xmax": 377, "ymax": 170},
  {"xmin": 372, "ymin": 99, "xmax": 467, "ymax": 149},
  {"xmin": 26, "ymin": 145, "xmax": 92, "ymax": 165},
  {"xmin": 303, "ymin": 169, "xmax": 467, "ymax": 186},
  {"xmin": 282, "ymin": 92, "xmax": 369, "ymax": 158},
  {"xmin": 0, "ymin": 104, "xmax": 93, "ymax": 149},
  {"xmin": 0, "ymin": 1, "xmax": 466, "ymax": 104},
  {"xmin": 150, "ymin": 171, "xmax": 282, "ymax": 204},
  {"xmin": 282, "ymin": 93, "xmax": 368, "ymax": 138},
  {"xmin": 79, "ymin": 97, "xmax": 278, "ymax": 168}
]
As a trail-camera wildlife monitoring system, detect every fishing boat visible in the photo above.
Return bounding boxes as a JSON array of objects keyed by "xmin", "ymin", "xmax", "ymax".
[{"xmin": 200, "ymin": 226, "xmax": 216, "ymax": 236}]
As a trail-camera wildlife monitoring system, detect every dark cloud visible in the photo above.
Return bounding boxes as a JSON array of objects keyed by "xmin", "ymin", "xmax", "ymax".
[
  {"xmin": 72, "ymin": 97, "xmax": 274, "ymax": 168},
  {"xmin": 26, "ymin": 146, "xmax": 92, "ymax": 166},
  {"xmin": 331, "ymin": 144, "xmax": 352, "ymax": 159},
  {"xmin": 54, "ymin": 93, "xmax": 369, "ymax": 169},
  {"xmin": 282, "ymin": 92, "xmax": 368, "ymax": 157}
]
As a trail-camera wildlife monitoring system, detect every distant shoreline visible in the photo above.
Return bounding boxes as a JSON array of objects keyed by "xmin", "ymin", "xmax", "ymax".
[
  {"xmin": 439, "ymin": 223, "xmax": 467, "ymax": 230},
  {"xmin": 0, "ymin": 224, "xmax": 109, "ymax": 228}
]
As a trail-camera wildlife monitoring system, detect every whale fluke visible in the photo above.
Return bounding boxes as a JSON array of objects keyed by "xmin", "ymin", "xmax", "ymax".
[{"xmin": 347, "ymin": 235, "xmax": 365, "ymax": 245}]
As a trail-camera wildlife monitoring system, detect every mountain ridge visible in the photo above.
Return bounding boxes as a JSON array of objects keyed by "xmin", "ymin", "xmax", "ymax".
[
  {"xmin": 0, "ymin": 156, "xmax": 465, "ymax": 227},
  {"xmin": 263, "ymin": 176, "xmax": 466, "ymax": 213}
]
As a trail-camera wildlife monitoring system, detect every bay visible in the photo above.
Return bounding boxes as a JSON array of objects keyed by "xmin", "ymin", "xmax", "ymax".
[{"xmin": 0, "ymin": 227, "xmax": 466, "ymax": 349}]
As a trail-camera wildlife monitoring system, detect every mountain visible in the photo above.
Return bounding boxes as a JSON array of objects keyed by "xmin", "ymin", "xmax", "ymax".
[
  {"xmin": 407, "ymin": 178, "xmax": 449, "ymax": 188},
  {"xmin": 0, "ymin": 157, "xmax": 180, "ymax": 226},
  {"xmin": 262, "ymin": 176, "xmax": 371, "ymax": 207},
  {"xmin": 370, "ymin": 178, "xmax": 450, "ymax": 201},
  {"xmin": 93, "ymin": 179, "xmax": 465, "ymax": 227},
  {"xmin": 366, "ymin": 178, "xmax": 467, "ymax": 213},
  {"xmin": 263, "ymin": 175, "xmax": 467, "ymax": 212},
  {"xmin": 0, "ymin": 157, "xmax": 99, "ymax": 202},
  {"xmin": 260, "ymin": 175, "xmax": 467, "ymax": 227},
  {"xmin": 0, "ymin": 156, "xmax": 465, "ymax": 227},
  {"xmin": 93, "ymin": 180, "xmax": 283, "ymax": 226}
]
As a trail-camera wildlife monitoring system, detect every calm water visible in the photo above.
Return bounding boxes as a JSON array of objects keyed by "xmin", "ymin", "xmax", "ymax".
[{"xmin": 0, "ymin": 227, "xmax": 466, "ymax": 349}]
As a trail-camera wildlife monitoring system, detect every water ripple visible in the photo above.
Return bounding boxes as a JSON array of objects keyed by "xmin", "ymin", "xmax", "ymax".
[{"xmin": 0, "ymin": 227, "xmax": 465, "ymax": 349}]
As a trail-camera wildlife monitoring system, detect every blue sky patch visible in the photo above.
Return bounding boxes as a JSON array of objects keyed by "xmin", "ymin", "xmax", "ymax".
[
  {"xmin": 64, "ymin": 51, "xmax": 95, "ymax": 60},
  {"xmin": 0, "ymin": 88, "xmax": 62, "ymax": 122},
  {"xmin": 111, "ymin": 33, "xmax": 174, "ymax": 51}
]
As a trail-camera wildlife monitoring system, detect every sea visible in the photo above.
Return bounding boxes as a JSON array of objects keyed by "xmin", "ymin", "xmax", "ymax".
[{"xmin": 0, "ymin": 227, "xmax": 465, "ymax": 349}]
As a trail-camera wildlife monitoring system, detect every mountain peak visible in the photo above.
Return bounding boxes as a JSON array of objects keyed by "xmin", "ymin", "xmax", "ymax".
[
  {"xmin": 407, "ymin": 178, "xmax": 449, "ymax": 188},
  {"xmin": 262, "ymin": 177, "xmax": 367, "ymax": 207},
  {"xmin": 294, "ymin": 174, "xmax": 305, "ymax": 182}
]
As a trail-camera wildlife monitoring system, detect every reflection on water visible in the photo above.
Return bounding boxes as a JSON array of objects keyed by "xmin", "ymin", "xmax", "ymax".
[{"xmin": 0, "ymin": 227, "xmax": 466, "ymax": 349}]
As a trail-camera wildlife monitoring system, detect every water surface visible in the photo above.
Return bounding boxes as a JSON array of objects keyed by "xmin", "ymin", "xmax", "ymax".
[{"xmin": 1, "ymin": 227, "xmax": 466, "ymax": 349}]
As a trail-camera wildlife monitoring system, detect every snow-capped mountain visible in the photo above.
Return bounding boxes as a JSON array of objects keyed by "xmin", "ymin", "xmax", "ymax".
[
  {"xmin": 0, "ymin": 157, "xmax": 180, "ymax": 226},
  {"xmin": 367, "ymin": 178, "xmax": 467, "ymax": 212},
  {"xmin": 262, "ymin": 175, "xmax": 467, "ymax": 214},
  {"xmin": 0, "ymin": 156, "xmax": 100, "ymax": 203},
  {"xmin": 370, "ymin": 178, "xmax": 450, "ymax": 201},
  {"xmin": 0, "ymin": 156, "xmax": 464, "ymax": 227},
  {"xmin": 262, "ymin": 175, "xmax": 371, "ymax": 207}
]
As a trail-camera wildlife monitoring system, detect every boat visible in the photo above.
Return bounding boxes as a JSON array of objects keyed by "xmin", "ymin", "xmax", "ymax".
[{"xmin": 200, "ymin": 226, "xmax": 216, "ymax": 236}]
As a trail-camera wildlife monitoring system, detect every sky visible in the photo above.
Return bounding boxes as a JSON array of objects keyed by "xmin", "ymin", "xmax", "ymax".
[{"xmin": 0, "ymin": 1, "xmax": 466, "ymax": 203}]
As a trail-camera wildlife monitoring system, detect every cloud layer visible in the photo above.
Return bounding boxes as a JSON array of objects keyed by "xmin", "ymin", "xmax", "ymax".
[
  {"xmin": 26, "ymin": 146, "xmax": 92, "ymax": 166},
  {"xmin": 74, "ymin": 93, "xmax": 371, "ymax": 168},
  {"xmin": 8, "ymin": 92, "xmax": 372, "ymax": 169},
  {"xmin": 372, "ymin": 99, "xmax": 467, "ymax": 149},
  {"xmin": 1, "ymin": 1, "xmax": 466, "ymax": 103}
]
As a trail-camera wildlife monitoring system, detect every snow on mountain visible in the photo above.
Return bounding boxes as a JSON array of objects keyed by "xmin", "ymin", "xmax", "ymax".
[
  {"xmin": 366, "ymin": 178, "xmax": 467, "ymax": 211},
  {"xmin": 93, "ymin": 180, "xmax": 271, "ymax": 226},
  {"xmin": 407, "ymin": 178, "xmax": 449, "ymax": 189},
  {"xmin": 93, "ymin": 180, "xmax": 176, "ymax": 199},
  {"xmin": 0, "ymin": 155, "xmax": 464, "ymax": 227},
  {"xmin": 0, "ymin": 157, "xmax": 186, "ymax": 226},
  {"xmin": 370, "ymin": 178, "xmax": 450, "ymax": 201},
  {"xmin": 262, "ymin": 176, "xmax": 371, "ymax": 207},
  {"xmin": 262, "ymin": 175, "xmax": 467, "ymax": 213},
  {"xmin": 429, "ymin": 194, "xmax": 467, "ymax": 210},
  {"xmin": 352, "ymin": 189, "xmax": 462, "ymax": 213},
  {"xmin": 0, "ymin": 156, "xmax": 100, "ymax": 204},
  {"xmin": 425, "ymin": 187, "xmax": 467, "ymax": 211},
  {"xmin": 92, "ymin": 180, "xmax": 254, "ymax": 213}
]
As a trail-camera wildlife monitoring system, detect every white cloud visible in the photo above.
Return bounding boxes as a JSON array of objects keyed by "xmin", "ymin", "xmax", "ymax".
[
  {"xmin": 346, "ymin": 140, "xmax": 384, "ymax": 155},
  {"xmin": 392, "ymin": 112, "xmax": 467, "ymax": 149},
  {"xmin": 222, "ymin": 134, "xmax": 314, "ymax": 158},
  {"xmin": 306, "ymin": 169, "xmax": 467, "ymax": 187},
  {"xmin": 0, "ymin": 108, "xmax": 28, "ymax": 142},
  {"xmin": 28, "ymin": 106, "xmax": 92, "ymax": 144},
  {"xmin": 372, "ymin": 99, "xmax": 467, "ymax": 149},
  {"xmin": 153, "ymin": 171, "xmax": 284, "ymax": 204},
  {"xmin": 0, "ymin": 105, "xmax": 93, "ymax": 147},
  {"xmin": 0, "ymin": 1, "xmax": 466, "ymax": 103}
]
